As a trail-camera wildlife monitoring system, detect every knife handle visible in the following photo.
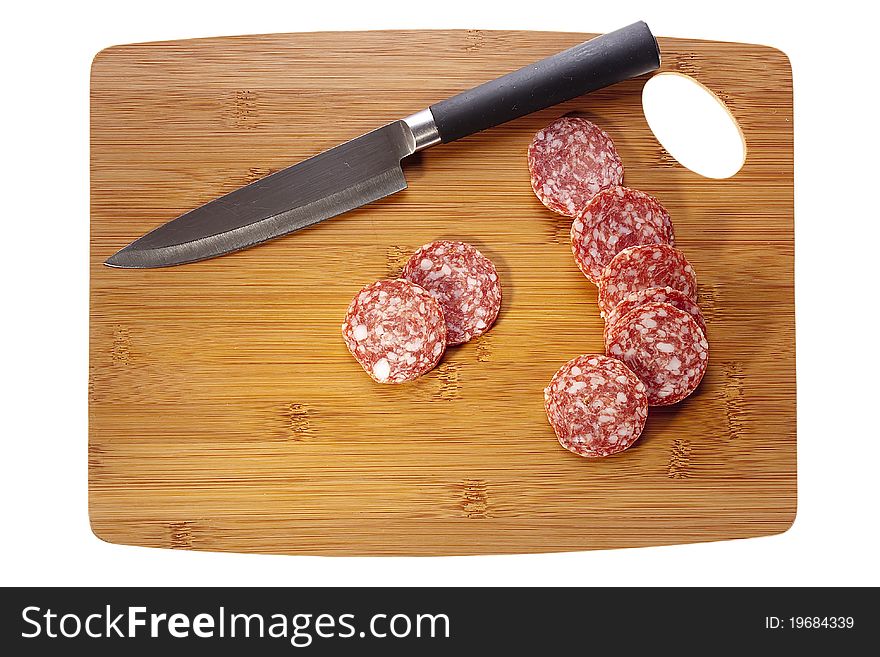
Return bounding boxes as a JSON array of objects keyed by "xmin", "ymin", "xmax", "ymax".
[{"xmin": 426, "ymin": 21, "xmax": 660, "ymax": 145}]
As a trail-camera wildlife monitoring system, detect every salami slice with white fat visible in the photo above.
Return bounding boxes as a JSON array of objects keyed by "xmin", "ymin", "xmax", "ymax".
[
  {"xmin": 342, "ymin": 279, "xmax": 446, "ymax": 384},
  {"xmin": 605, "ymin": 302, "xmax": 708, "ymax": 406},
  {"xmin": 543, "ymin": 354, "xmax": 648, "ymax": 458},
  {"xmin": 571, "ymin": 186, "xmax": 675, "ymax": 282},
  {"xmin": 401, "ymin": 240, "xmax": 502, "ymax": 345},
  {"xmin": 604, "ymin": 286, "xmax": 706, "ymax": 343},
  {"xmin": 528, "ymin": 117, "xmax": 624, "ymax": 217},
  {"xmin": 597, "ymin": 244, "xmax": 697, "ymax": 317}
]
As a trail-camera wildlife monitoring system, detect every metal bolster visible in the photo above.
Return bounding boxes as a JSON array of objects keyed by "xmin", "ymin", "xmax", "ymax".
[{"xmin": 402, "ymin": 108, "xmax": 442, "ymax": 152}]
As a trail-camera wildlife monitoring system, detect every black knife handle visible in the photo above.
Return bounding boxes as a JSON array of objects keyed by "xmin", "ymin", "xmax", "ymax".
[{"xmin": 428, "ymin": 21, "xmax": 660, "ymax": 144}]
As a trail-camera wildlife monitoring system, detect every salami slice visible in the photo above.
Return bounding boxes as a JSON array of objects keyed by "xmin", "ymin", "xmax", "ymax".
[
  {"xmin": 604, "ymin": 286, "xmax": 706, "ymax": 343},
  {"xmin": 528, "ymin": 117, "xmax": 624, "ymax": 217},
  {"xmin": 571, "ymin": 186, "xmax": 675, "ymax": 282},
  {"xmin": 401, "ymin": 240, "xmax": 502, "ymax": 345},
  {"xmin": 341, "ymin": 279, "xmax": 446, "ymax": 384},
  {"xmin": 597, "ymin": 244, "xmax": 697, "ymax": 317},
  {"xmin": 543, "ymin": 354, "xmax": 649, "ymax": 458},
  {"xmin": 605, "ymin": 302, "xmax": 708, "ymax": 406}
]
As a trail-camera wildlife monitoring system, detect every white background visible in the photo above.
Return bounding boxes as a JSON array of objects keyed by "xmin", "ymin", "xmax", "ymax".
[{"xmin": 2, "ymin": 0, "xmax": 878, "ymax": 586}]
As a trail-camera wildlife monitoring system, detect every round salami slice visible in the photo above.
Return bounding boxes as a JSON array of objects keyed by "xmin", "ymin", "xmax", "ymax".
[
  {"xmin": 597, "ymin": 244, "xmax": 697, "ymax": 317},
  {"xmin": 341, "ymin": 279, "xmax": 446, "ymax": 384},
  {"xmin": 570, "ymin": 186, "xmax": 675, "ymax": 282},
  {"xmin": 543, "ymin": 354, "xmax": 648, "ymax": 458},
  {"xmin": 604, "ymin": 286, "xmax": 706, "ymax": 343},
  {"xmin": 401, "ymin": 240, "xmax": 502, "ymax": 345},
  {"xmin": 605, "ymin": 302, "xmax": 709, "ymax": 406},
  {"xmin": 528, "ymin": 117, "xmax": 624, "ymax": 217}
]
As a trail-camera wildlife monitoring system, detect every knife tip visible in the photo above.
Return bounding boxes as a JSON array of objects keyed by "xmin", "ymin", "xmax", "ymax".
[
  {"xmin": 104, "ymin": 247, "xmax": 138, "ymax": 268},
  {"xmin": 104, "ymin": 244, "xmax": 182, "ymax": 269},
  {"xmin": 104, "ymin": 253, "xmax": 125, "ymax": 268}
]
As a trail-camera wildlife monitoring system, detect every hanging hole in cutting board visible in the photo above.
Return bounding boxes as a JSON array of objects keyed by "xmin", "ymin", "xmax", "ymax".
[{"xmin": 642, "ymin": 72, "xmax": 746, "ymax": 179}]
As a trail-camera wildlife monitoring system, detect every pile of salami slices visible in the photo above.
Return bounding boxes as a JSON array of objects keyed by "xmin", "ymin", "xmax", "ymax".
[
  {"xmin": 342, "ymin": 241, "xmax": 502, "ymax": 383},
  {"xmin": 530, "ymin": 116, "xmax": 709, "ymax": 458}
]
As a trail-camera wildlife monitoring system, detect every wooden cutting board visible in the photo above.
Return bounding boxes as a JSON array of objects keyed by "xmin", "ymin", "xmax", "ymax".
[{"xmin": 89, "ymin": 30, "xmax": 795, "ymax": 555}]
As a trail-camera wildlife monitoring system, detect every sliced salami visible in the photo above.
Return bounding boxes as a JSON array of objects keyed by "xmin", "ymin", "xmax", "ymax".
[
  {"xmin": 341, "ymin": 279, "xmax": 446, "ymax": 384},
  {"xmin": 401, "ymin": 240, "xmax": 502, "ymax": 345},
  {"xmin": 597, "ymin": 244, "xmax": 697, "ymax": 317},
  {"xmin": 528, "ymin": 117, "xmax": 624, "ymax": 217},
  {"xmin": 570, "ymin": 186, "xmax": 675, "ymax": 282},
  {"xmin": 543, "ymin": 354, "xmax": 649, "ymax": 458},
  {"xmin": 605, "ymin": 302, "xmax": 708, "ymax": 406},
  {"xmin": 604, "ymin": 286, "xmax": 706, "ymax": 343}
]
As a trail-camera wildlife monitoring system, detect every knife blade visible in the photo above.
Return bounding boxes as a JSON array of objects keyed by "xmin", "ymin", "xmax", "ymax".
[{"xmin": 106, "ymin": 21, "xmax": 660, "ymax": 268}]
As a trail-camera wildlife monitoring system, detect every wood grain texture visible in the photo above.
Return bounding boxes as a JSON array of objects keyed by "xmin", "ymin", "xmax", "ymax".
[{"xmin": 89, "ymin": 30, "xmax": 795, "ymax": 555}]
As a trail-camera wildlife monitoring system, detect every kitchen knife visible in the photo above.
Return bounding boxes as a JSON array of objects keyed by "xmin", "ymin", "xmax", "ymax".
[{"xmin": 105, "ymin": 21, "xmax": 660, "ymax": 268}]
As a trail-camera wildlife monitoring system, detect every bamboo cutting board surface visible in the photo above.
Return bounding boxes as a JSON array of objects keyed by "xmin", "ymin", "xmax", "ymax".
[{"xmin": 89, "ymin": 30, "xmax": 795, "ymax": 555}]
